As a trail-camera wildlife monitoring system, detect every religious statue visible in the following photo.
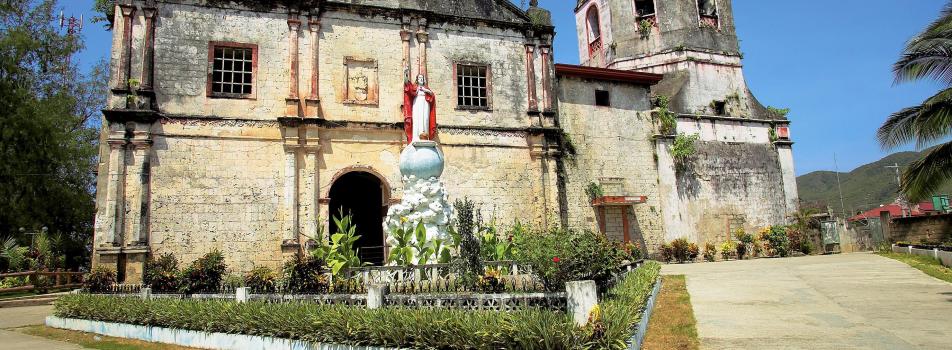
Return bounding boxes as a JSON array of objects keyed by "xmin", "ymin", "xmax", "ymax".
[{"xmin": 403, "ymin": 68, "xmax": 437, "ymax": 143}]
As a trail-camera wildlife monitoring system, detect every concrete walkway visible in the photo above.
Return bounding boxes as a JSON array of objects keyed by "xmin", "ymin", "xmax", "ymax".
[
  {"xmin": 663, "ymin": 253, "xmax": 952, "ymax": 350},
  {"xmin": 0, "ymin": 305, "xmax": 85, "ymax": 349}
]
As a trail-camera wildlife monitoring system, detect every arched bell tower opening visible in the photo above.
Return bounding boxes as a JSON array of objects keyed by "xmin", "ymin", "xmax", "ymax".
[{"xmin": 328, "ymin": 171, "xmax": 388, "ymax": 265}]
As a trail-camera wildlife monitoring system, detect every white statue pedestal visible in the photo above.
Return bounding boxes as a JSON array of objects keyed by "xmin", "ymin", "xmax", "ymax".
[{"xmin": 383, "ymin": 141, "xmax": 454, "ymax": 262}]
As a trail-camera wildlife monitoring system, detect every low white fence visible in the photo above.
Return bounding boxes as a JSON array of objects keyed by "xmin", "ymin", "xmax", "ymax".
[{"xmin": 891, "ymin": 244, "xmax": 952, "ymax": 267}]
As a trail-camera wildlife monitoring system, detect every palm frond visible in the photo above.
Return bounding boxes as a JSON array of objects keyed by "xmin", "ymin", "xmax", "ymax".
[
  {"xmin": 895, "ymin": 2, "xmax": 952, "ymax": 83},
  {"xmin": 878, "ymin": 87, "xmax": 952, "ymax": 149},
  {"xmin": 900, "ymin": 141, "xmax": 952, "ymax": 201}
]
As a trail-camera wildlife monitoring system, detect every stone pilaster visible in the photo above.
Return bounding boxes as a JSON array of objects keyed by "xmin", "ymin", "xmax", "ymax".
[
  {"xmin": 281, "ymin": 125, "xmax": 301, "ymax": 246},
  {"xmin": 101, "ymin": 134, "xmax": 128, "ymax": 246},
  {"xmin": 286, "ymin": 12, "xmax": 302, "ymax": 117},
  {"xmin": 299, "ymin": 126, "xmax": 321, "ymax": 246},
  {"xmin": 140, "ymin": 7, "xmax": 157, "ymax": 91},
  {"xmin": 416, "ymin": 19, "xmax": 428, "ymax": 77},
  {"xmin": 128, "ymin": 131, "xmax": 153, "ymax": 245},
  {"xmin": 117, "ymin": 4, "xmax": 136, "ymax": 90},
  {"xmin": 401, "ymin": 16, "xmax": 412, "ymax": 77},
  {"xmin": 540, "ymin": 45, "xmax": 552, "ymax": 112},
  {"xmin": 306, "ymin": 16, "xmax": 321, "ymax": 117},
  {"xmin": 525, "ymin": 45, "xmax": 538, "ymax": 112}
]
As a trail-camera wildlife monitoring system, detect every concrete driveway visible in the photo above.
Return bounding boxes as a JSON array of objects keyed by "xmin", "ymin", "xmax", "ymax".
[
  {"xmin": 663, "ymin": 253, "xmax": 952, "ymax": 350},
  {"xmin": 0, "ymin": 305, "xmax": 85, "ymax": 349}
]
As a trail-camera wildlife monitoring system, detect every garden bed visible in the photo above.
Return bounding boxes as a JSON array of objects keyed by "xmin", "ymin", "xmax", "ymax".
[{"xmin": 53, "ymin": 262, "xmax": 661, "ymax": 350}]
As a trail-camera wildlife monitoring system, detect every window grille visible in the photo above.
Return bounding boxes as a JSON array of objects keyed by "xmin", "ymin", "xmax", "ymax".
[
  {"xmin": 210, "ymin": 44, "xmax": 255, "ymax": 97},
  {"xmin": 456, "ymin": 64, "xmax": 489, "ymax": 109}
]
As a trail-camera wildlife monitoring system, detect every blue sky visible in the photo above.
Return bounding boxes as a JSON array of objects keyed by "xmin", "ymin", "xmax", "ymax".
[{"xmin": 67, "ymin": 0, "xmax": 947, "ymax": 176}]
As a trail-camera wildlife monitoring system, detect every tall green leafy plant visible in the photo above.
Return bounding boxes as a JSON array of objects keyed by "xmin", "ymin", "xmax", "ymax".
[
  {"xmin": 144, "ymin": 253, "xmax": 180, "ymax": 293},
  {"xmin": 878, "ymin": 3, "xmax": 952, "ymax": 201},
  {"xmin": 179, "ymin": 250, "xmax": 227, "ymax": 294},
  {"xmin": 313, "ymin": 211, "xmax": 369, "ymax": 275},
  {"xmin": 387, "ymin": 221, "xmax": 454, "ymax": 266}
]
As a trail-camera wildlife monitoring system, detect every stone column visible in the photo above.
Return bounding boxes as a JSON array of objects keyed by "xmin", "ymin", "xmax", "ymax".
[
  {"xmin": 103, "ymin": 136, "xmax": 128, "ymax": 245},
  {"xmin": 131, "ymin": 135, "xmax": 153, "ymax": 244},
  {"xmin": 566, "ymin": 280, "xmax": 597, "ymax": 326},
  {"xmin": 401, "ymin": 17, "xmax": 412, "ymax": 77},
  {"xmin": 307, "ymin": 17, "xmax": 321, "ymax": 101},
  {"xmin": 117, "ymin": 4, "xmax": 136, "ymax": 90},
  {"xmin": 416, "ymin": 19, "xmax": 428, "ymax": 77},
  {"xmin": 282, "ymin": 126, "xmax": 301, "ymax": 245},
  {"xmin": 140, "ymin": 7, "xmax": 157, "ymax": 91},
  {"xmin": 287, "ymin": 13, "xmax": 302, "ymax": 117},
  {"xmin": 525, "ymin": 44, "xmax": 538, "ymax": 111},
  {"xmin": 123, "ymin": 135, "xmax": 152, "ymax": 246},
  {"xmin": 299, "ymin": 127, "xmax": 321, "ymax": 246},
  {"xmin": 539, "ymin": 45, "xmax": 552, "ymax": 111},
  {"xmin": 367, "ymin": 284, "xmax": 389, "ymax": 309}
]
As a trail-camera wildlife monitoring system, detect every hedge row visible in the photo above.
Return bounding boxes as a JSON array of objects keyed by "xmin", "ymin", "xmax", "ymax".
[{"xmin": 55, "ymin": 262, "xmax": 660, "ymax": 350}]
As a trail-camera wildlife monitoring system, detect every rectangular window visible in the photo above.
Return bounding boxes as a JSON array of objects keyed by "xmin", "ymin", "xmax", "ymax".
[
  {"xmin": 456, "ymin": 63, "xmax": 490, "ymax": 109},
  {"xmin": 207, "ymin": 42, "xmax": 257, "ymax": 99},
  {"xmin": 697, "ymin": 0, "xmax": 719, "ymax": 28},
  {"xmin": 595, "ymin": 90, "xmax": 611, "ymax": 107},
  {"xmin": 634, "ymin": 0, "xmax": 656, "ymax": 18}
]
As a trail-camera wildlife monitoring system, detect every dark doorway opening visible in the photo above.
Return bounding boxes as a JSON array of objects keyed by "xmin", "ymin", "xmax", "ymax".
[{"xmin": 328, "ymin": 171, "xmax": 387, "ymax": 265}]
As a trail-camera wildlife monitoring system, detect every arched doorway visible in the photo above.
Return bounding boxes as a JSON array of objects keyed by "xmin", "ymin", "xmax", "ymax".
[{"xmin": 328, "ymin": 171, "xmax": 388, "ymax": 265}]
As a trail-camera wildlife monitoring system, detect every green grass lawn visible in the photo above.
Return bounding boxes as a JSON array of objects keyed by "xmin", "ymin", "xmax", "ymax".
[
  {"xmin": 18, "ymin": 325, "xmax": 199, "ymax": 350},
  {"xmin": 877, "ymin": 252, "xmax": 952, "ymax": 284}
]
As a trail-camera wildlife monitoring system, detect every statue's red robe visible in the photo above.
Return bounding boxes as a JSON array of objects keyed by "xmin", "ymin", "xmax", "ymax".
[{"xmin": 403, "ymin": 81, "xmax": 437, "ymax": 143}]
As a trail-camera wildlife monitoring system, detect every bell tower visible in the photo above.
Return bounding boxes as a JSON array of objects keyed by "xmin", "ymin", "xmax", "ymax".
[{"xmin": 574, "ymin": 0, "xmax": 778, "ymax": 121}]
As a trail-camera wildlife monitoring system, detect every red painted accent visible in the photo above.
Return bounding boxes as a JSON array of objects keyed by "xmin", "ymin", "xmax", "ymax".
[
  {"xmin": 591, "ymin": 196, "xmax": 648, "ymax": 206},
  {"xmin": 308, "ymin": 18, "xmax": 321, "ymax": 100},
  {"xmin": 598, "ymin": 207, "xmax": 606, "ymax": 234},
  {"xmin": 288, "ymin": 16, "xmax": 301, "ymax": 100},
  {"xmin": 621, "ymin": 206, "xmax": 631, "ymax": 242},
  {"xmin": 555, "ymin": 64, "xmax": 663, "ymax": 85},
  {"xmin": 141, "ymin": 8, "xmax": 157, "ymax": 90},
  {"xmin": 540, "ymin": 46, "xmax": 552, "ymax": 110},
  {"xmin": 118, "ymin": 5, "xmax": 136, "ymax": 89},
  {"xmin": 525, "ymin": 45, "xmax": 538, "ymax": 111},
  {"xmin": 776, "ymin": 126, "xmax": 790, "ymax": 140}
]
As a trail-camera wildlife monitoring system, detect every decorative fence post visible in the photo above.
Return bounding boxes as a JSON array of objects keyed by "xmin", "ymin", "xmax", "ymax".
[
  {"xmin": 140, "ymin": 287, "xmax": 152, "ymax": 300},
  {"xmin": 367, "ymin": 284, "xmax": 389, "ymax": 309},
  {"xmin": 566, "ymin": 280, "xmax": 597, "ymax": 326},
  {"xmin": 236, "ymin": 287, "xmax": 249, "ymax": 303},
  {"xmin": 935, "ymin": 248, "xmax": 940, "ymax": 260}
]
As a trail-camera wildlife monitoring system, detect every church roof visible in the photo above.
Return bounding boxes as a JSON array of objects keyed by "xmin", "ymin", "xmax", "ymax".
[
  {"xmin": 554, "ymin": 64, "xmax": 663, "ymax": 85},
  {"xmin": 191, "ymin": 0, "xmax": 532, "ymax": 25}
]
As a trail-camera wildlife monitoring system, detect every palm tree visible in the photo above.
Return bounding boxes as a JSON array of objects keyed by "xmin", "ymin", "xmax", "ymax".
[{"xmin": 879, "ymin": 2, "xmax": 952, "ymax": 201}]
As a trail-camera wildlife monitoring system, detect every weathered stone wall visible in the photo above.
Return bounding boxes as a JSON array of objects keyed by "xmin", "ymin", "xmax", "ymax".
[
  {"xmin": 656, "ymin": 134, "xmax": 789, "ymax": 246},
  {"xmin": 557, "ymin": 75, "xmax": 665, "ymax": 251},
  {"xmin": 888, "ymin": 214, "xmax": 952, "ymax": 244},
  {"xmin": 92, "ymin": 0, "xmax": 557, "ymax": 278}
]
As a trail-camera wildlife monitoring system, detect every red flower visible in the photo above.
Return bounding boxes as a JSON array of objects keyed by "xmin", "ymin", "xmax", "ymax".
[{"xmin": 552, "ymin": 257, "xmax": 561, "ymax": 263}]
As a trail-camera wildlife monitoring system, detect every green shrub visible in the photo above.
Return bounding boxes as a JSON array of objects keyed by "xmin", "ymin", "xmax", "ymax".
[
  {"xmin": 244, "ymin": 266, "xmax": 277, "ymax": 293},
  {"xmin": 659, "ymin": 243, "xmax": 674, "ymax": 263},
  {"xmin": 55, "ymin": 262, "xmax": 662, "ymax": 350},
  {"xmin": 720, "ymin": 242, "xmax": 734, "ymax": 260},
  {"xmin": 758, "ymin": 226, "xmax": 790, "ymax": 257},
  {"xmin": 179, "ymin": 250, "xmax": 227, "ymax": 294},
  {"xmin": 800, "ymin": 240, "xmax": 814, "ymax": 255},
  {"xmin": 514, "ymin": 228, "xmax": 625, "ymax": 291},
  {"xmin": 452, "ymin": 198, "xmax": 483, "ymax": 289},
  {"xmin": 670, "ymin": 238, "xmax": 691, "ymax": 263},
  {"xmin": 144, "ymin": 253, "xmax": 180, "ymax": 293},
  {"xmin": 703, "ymin": 242, "xmax": 717, "ymax": 262},
  {"xmin": 282, "ymin": 255, "xmax": 328, "ymax": 294},
  {"xmin": 314, "ymin": 211, "xmax": 369, "ymax": 275},
  {"xmin": 84, "ymin": 266, "xmax": 116, "ymax": 293},
  {"xmin": 687, "ymin": 242, "xmax": 699, "ymax": 261},
  {"xmin": 619, "ymin": 241, "xmax": 644, "ymax": 262},
  {"xmin": 734, "ymin": 229, "xmax": 753, "ymax": 259}
]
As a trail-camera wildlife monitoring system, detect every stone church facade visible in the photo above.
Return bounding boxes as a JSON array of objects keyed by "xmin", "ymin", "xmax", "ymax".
[{"xmin": 93, "ymin": 0, "xmax": 796, "ymax": 282}]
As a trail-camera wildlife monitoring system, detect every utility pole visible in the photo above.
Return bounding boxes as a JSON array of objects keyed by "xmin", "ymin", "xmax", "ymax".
[
  {"xmin": 834, "ymin": 153, "xmax": 846, "ymax": 219},
  {"xmin": 885, "ymin": 163, "xmax": 908, "ymax": 217}
]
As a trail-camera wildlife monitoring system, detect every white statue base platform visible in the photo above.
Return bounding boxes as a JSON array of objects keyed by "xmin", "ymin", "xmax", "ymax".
[{"xmin": 383, "ymin": 141, "xmax": 454, "ymax": 262}]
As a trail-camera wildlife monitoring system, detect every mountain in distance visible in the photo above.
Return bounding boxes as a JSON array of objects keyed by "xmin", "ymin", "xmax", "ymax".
[{"xmin": 797, "ymin": 149, "xmax": 952, "ymax": 215}]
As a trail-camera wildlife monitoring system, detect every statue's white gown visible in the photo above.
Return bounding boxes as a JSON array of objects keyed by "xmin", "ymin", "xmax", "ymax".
[{"xmin": 411, "ymin": 87, "xmax": 429, "ymax": 142}]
